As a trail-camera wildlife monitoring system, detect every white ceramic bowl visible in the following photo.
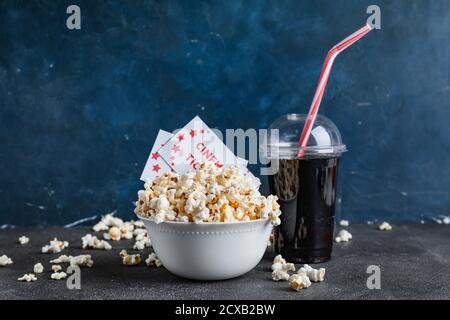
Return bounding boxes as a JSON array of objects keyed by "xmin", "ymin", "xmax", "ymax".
[{"xmin": 140, "ymin": 217, "xmax": 273, "ymax": 280}]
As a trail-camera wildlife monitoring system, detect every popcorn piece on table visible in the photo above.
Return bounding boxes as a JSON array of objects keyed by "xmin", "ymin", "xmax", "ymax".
[
  {"xmin": 51, "ymin": 272, "xmax": 67, "ymax": 280},
  {"xmin": 299, "ymin": 264, "xmax": 325, "ymax": 282},
  {"xmin": 120, "ymin": 250, "xmax": 141, "ymax": 266},
  {"xmin": 92, "ymin": 212, "xmax": 124, "ymax": 232},
  {"xmin": 52, "ymin": 265, "xmax": 62, "ymax": 273},
  {"xmin": 50, "ymin": 255, "xmax": 70, "ymax": 264},
  {"xmin": 145, "ymin": 253, "xmax": 162, "ymax": 267},
  {"xmin": 443, "ymin": 217, "xmax": 450, "ymax": 225},
  {"xmin": 0, "ymin": 255, "xmax": 13, "ymax": 267},
  {"xmin": 271, "ymin": 254, "xmax": 295, "ymax": 281},
  {"xmin": 272, "ymin": 269, "xmax": 291, "ymax": 282},
  {"xmin": 134, "ymin": 164, "xmax": 282, "ymax": 225},
  {"xmin": 81, "ymin": 234, "xmax": 112, "ymax": 250},
  {"xmin": 50, "ymin": 254, "xmax": 93, "ymax": 267},
  {"xmin": 378, "ymin": 222, "xmax": 392, "ymax": 231},
  {"xmin": 41, "ymin": 238, "xmax": 69, "ymax": 254},
  {"xmin": 133, "ymin": 236, "xmax": 151, "ymax": 250},
  {"xmin": 33, "ymin": 263, "xmax": 44, "ymax": 274},
  {"xmin": 69, "ymin": 255, "xmax": 94, "ymax": 268},
  {"xmin": 289, "ymin": 272, "xmax": 312, "ymax": 291},
  {"xmin": 132, "ymin": 220, "xmax": 145, "ymax": 229},
  {"xmin": 335, "ymin": 230, "xmax": 352, "ymax": 243},
  {"xmin": 271, "ymin": 254, "xmax": 295, "ymax": 272},
  {"xmin": 133, "ymin": 228, "xmax": 147, "ymax": 239},
  {"xmin": 107, "ymin": 226, "xmax": 122, "ymax": 241},
  {"xmin": 18, "ymin": 235, "xmax": 30, "ymax": 245},
  {"xmin": 339, "ymin": 220, "xmax": 349, "ymax": 227},
  {"xmin": 18, "ymin": 274, "xmax": 37, "ymax": 282}
]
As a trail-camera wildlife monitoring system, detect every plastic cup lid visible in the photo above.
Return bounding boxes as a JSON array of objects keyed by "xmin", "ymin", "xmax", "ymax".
[{"xmin": 261, "ymin": 114, "xmax": 347, "ymax": 159}]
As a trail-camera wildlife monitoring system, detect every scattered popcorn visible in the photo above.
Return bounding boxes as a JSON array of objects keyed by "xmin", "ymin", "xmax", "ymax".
[
  {"xmin": 51, "ymin": 265, "xmax": 62, "ymax": 273},
  {"xmin": 0, "ymin": 255, "xmax": 13, "ymax": 267},
  {"xmin": 108, "ymin": 226, "xmax": 122, "ymax": 241},
  {"xmin": 81, "ymin": 234, "xmax": 112, "ymax": 250},
  {"xmin": 18, "ymin": 273, "xmax": 37, "ymax": 282},
  {"xmin": 33, "ymin": 263, "xmax": 44, "ymax": 274},
  {"xmin": 273, "ymin": 254, "xmax": 286, "ymax": 265},
  {"xmin": 50, "ymin": 254, "xmax": 93, "ymax": 267},
  {"xmin": 93, "ymin": 220, "xmax": 109, "ymax": 232},
  {"xmin": 271, "ymin": 254, "xmax": 295, "ymax": 281},
  {"xmin": 272, "ymin": 269, "xmax": 290, "ymax": 281},
  {"xmin": 339, "ymin": 220, "xmax": 349, "ymax": 227},
  {"xmin": 133, "ymin": 228, "xmax": 147, "ymax": 238},
  {"xmin": 135, "ymin": 164, "xmax": 281, "ymax": 225},
  {"xmin": 18, "ymin": 235, "xmax": 30, "ymax": 245},
  {"xmin": 133, "ymin": 236, "xmax": 151, "ymax": 250},
  {"xmin": 93, "ymin": 212, "xmax": 125, "ymax": 232},
  {"xmin": 299, "ymin": 264, "xmax": 325, "ymax": 282},
  {"xmin": 289, "ymin": 272, "xmax": 311, "ymax": 291},
  {"xmin": 443, "ymin": 217, "xmax": 450, "ymax": 225},
  {"xmin": 145, "ymin": 253, "xmax": 162, "ymax": 267},
  {"xmin": 335, "ymin": 229, "xmax": 352, "ymax": 243},
  {"xmin": 378, "ymin": 222, "xmax": 392, "ymax": 231},
  {"xmin": 41, "ymin": 238, "xmax": 69, "ymax": 254},
  {"xmin": 119, "ymin": 250, "xmax": 141, "ymax": 266},
  {"xmin": 271, "ymin": 261, "xmax": 295, "ymax": 273},
  {"xmin": 51, "ymin": 272, "xmax": 67, "ymax": 280},
  {"xmin": 132, "ymin": 220, "xmax": 145, "ymax": 229},
  {"xmin": 50, "ymin": 255, "xmax": 70, "ymax": 264},
  {"xmin": 69, "ymin": 255, "xmax": 93, "ymax": 268}
]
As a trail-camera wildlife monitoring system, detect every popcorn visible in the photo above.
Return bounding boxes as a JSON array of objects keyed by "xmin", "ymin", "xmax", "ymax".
[
  {"xmin": 378, "ymin": 222, "xmax": 392, "ymax": 231},
  {"xmin": 133, "ymin": 236, "xmax": 151, "ymax": 250},
  {"xmin": 18, "ymin": 274, "xmax": 37, "ymax": 282},
  {"xmin": 93, "ymin": 220, "xmax": 109, "ymax": 232},
  {"xmin": 18, "ymin": 235, "xmax": 30, "ymax": 245},
  {"xmin": 119, "ymin": 250, "xmax": 141, "ymax": 266},
  {"xmin": 41, "ymin": 238, "xmax": 69, "ymax": 254},
  {"xmin": 133, "ymin": 228, "xmax": 147, "ymax": 238},
  {"xmin": 69, "ymin": 255, "xmax": 94, "ymax": 268},
  {"xmin": 135, "ymin": 164, "xmax": 281, "ymax": 225},
  {"xmin": 271, "ymin": 254, "xmax": 295, "ymax": 281},
  {"xmin": 51, "ymin": 272, "xmax": 67, "ymax": 280},
  {"xmin": 102, "ymin": 213, "xmax": 124, "ymax": 228},
  {"xmin": 33, "ymin": 263, "xmax": 44, "ymax": 274},
  {"xmin": 335, "ymin": 230, "xmax": 352, "ymax": 243},
  {"xmin": 50, "ymin": 255, "xmax": 70, "ymax": 264},
  {"xmin": 339, "ymin": 220, "xmax": 349, "ymax": 227},
  {"xmin": 102, "ymin": 221, "xmax": 135, "ymax": 241},
  {"xmin": 443, "ymin": 217, "xmax": 450, "ymax": 224},
  {"xmin": 81, "ymin": 234, "xmax": 112, "ymax": 250},
  {"xmin": 299, "ymin": 264, "xmax": 325, "ymax": 282},
  {"xmin": 272, "ymin": 269, "xmax": 290, "ymax": 281},
  {"xmin": 132, "ymin": 220, "xmax": 145, "ymax": 229},
  {"xmin": 0, "ymin": 255, "xmax": 13, "ymax": 267},
  {"xmin": 289, "ymin": 272, "xmax": 311, "ymax": 291},
  {"xmin": 50, "ymin": 254, "xmax": 93, "ymax": 267},
  {"xmin": 52, "ymin": 265, "xmax": 62, "ymax": 272},
  {"xmin": 145, "ymin": 253, "xmax": 162, "ymax": 267},
  {"xmin": 108, "ymin": 227, "xmax": 122, "ymax": 241},
  {"xmin": 273, "ymin": 254, "xmax": 286, "ymax": 265}
]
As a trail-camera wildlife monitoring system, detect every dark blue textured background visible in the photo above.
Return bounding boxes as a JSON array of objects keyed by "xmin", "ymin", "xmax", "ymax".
[{"xmin": 1, "ymin": 0, "xmax": 449, "ymax": 226}]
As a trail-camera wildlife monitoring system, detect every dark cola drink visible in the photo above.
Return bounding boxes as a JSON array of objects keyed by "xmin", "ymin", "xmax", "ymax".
[{"xmin": 269, "ymin": 157, "xmax": 339, "ymax": 263}]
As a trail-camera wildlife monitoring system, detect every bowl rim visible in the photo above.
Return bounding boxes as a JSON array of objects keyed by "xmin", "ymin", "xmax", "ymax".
[{"xmin": 137, "ymin": 215, "xmax": 269, "ymax": 226}]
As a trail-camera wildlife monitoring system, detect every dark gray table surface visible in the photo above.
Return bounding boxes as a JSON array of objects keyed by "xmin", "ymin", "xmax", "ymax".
[{"xmin": 0, "ymin": 225, "xmax": 449, "ymax": 300}]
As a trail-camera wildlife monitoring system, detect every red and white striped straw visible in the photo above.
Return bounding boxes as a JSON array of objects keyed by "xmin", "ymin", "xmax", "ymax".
[{"xmin": 297, "ymin": 23, "xmax": 373, "ymax": 159}]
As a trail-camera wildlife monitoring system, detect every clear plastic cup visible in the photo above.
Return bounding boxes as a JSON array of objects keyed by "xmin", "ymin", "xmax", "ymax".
[{"xmin": 262, "ymin": 114, "xmax": 346, "ymax": 263}]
